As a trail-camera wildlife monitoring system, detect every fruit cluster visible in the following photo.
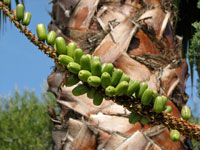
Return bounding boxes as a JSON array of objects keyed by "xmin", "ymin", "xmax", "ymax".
[
  {"xmin": 1, "ymin": 1, "xmax": 197, "ymax": 142},
  {"xmin": 15, "ymin": 4, "xmax": 31, "ymax": 26},
  {"xmin": 33, "ymin": 12, "xmax": 193, "ymax": 141},
  {"xmin": 57, "ymin": 43, "xmax": 193, "ymax": 141}
]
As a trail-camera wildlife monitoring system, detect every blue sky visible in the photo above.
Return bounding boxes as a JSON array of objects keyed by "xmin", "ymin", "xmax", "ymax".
[
  {"xmin": 0, "ymin": 1, "xmax": 199, "ymax": 115},
  {"xmin": 0, "ymin": 1, "xmax": 54, "ymax": 97}
]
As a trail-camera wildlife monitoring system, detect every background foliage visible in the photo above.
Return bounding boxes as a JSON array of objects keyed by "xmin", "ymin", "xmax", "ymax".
[{"xmin": 0, "ymin": 89, "xmax": 58, "ymax": 150}]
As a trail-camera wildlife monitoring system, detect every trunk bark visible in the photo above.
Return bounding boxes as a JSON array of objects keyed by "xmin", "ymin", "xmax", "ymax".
[{"xmin": 47, "ymin": 0, "xmax": 191, "ymax": 149}]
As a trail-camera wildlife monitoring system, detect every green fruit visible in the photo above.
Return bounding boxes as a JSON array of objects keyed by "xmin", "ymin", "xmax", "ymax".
[
  {"xmin": 22, "ymin": 12, "xmax": 31, "ymax": 26},
  {"xmin": 80, "ymin": 55, "xmax": 91, "ymax": 71},
  {"xmin": 55, "ymin": 37, "xmax": 67, "ymax": 54},
  {"xmin": 67, "ymin": 62, "xmax": 81, "ymax": 74},
  {"xmin": 92, "ymin": 56, "xmax": 101, "ymax": 62},
  {"xmin": 87, "ymin": 54, "xmax": 92, "ymax": 59},
  {"xmin": 141, "ymin": 88, "xmax": 153, "ymax": 105},
  {"xmin": 16, "ymin": 4, "xmax": 24, "ymax": 20},
  {"xmin": 65, "ymin": 74, "xmax": 79, "ymax": 87},
  {"xmin": 53, "ymin": 44, "xmax": 57, "ymax": 51},
  {"xmin": 126, "ymin": 80, "xmax": 140, "ymax": 96},
  {"xmin": 36, "ymin": 24, "xmax": 47, "ymax": 41},
  {"xmin": 67, "ymin": 42, "xmax": 77, "ymax": 57},
  {"xmin": 87, "ymin": 76, "xmax": 101, "ymax": 87},
  {"xmin": 137, "ymin": 82, "xmax": 148, "ymax": 98},
  {"xmin": 101, "ymin": 72, "xmax": 111, "ymax": 88},
  {"xmin": 87, "ymin": 88, "xmax": 96, "ymax": 99},
  {"xmin": 115, "ymin": 81, "xmax": 129, "ymax": 96},
  {"xmin": 105, "ymin": 86, "xmax": 116, "ymax": 97},
  {"xmin": 111, "ymin": 69, "xmax": 123, "ymax": 86},
  {"xmin": 58, "ymin": 55, "xmax": 74, "ymax": 67},
  {"xmin": 164, "ymin": 105, "xmax": 172, "ymax": 113},
  {"xmin": 93, "ymin": 92, "xmax": 103, "ymax": 106},
  {"xmin": 181, "ymin": 105, "xmax": 191, "ymax": 120},
  {"xmin": 129, "ymin": 112, "xmax": 141, "ymax": 124},
  {"xmin": 102, "ymin": 63, "xmax": 114, "ymax": 76},
  {"xmin": 47, "ymin": 30, "xmax": 56, "ymax": 45},
  {"xmin": 72, "ymin": 84, "xmax": 88, "ymax": 96},
  {"xmin": 162, "ymin": 96, "xmax": 168, "ymax": 107},
  {"xmin": 153, "ymin": 96, "xmax": 165, "ymax": 113},
  {"xmin": 170, "ymin": 130, "xmax": 180, "ymax": 142},
  {"xmin": 78, "ymin": 70, "xmax": 92, "ymax": 82},
  {"xmin": 140, "ymin": 117, "xmax": 150, "ymax": 125},
  {"xmin": 152, "ymin": 90, "xmax": 158, "ymax": 103},
  {"xmin": 119, "ymin": 73, "xmax": 130, "ymax": 83},
  {"xmin": 91, "ymin": 59, "xmax": 102, "ymax": 76},
  {"xmin": 3, "ymin": 0, "xmax": 10, "ymax": 5},
  {"xmin": 74, "ymin": 48, "xmax": 83, "ymax": 64}
]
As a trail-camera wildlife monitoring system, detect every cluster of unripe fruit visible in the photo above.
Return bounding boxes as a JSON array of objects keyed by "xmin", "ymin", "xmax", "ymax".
[
  {"xmin": 55, "ymin": 41, "xmax": 191, "ymax": 142},
  {"xmin": 15, "ymin": 3, "xmax": 31, "ymax": 26},
  {"xmin": 2, "ymin": 0, "xmax": 192, "ymax": 142}
]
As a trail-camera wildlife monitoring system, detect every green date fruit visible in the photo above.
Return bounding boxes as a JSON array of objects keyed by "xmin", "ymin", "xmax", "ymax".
[
  {"xmin": 58, "ymin": 55, "xmax": 74, "ymax": 67},
  {"xmin": 67, "ymin": 42, "xmax": 77, "ymax": 57},
  {"xmin": 67, "ymin": 62, "xmax": 81, "ymax": 74},
  {"xmin": 36, "ymin": 24, "xmax": 47, "ymax": 41},
  {"xmin": 87, "ymin": 88, "xmax": 96, "ymax": 99},
  {"xmin": 78, "ymin": 70, "xmax": 92, "ymax": 82},
  {"xmin": 115, "ymin": 81, "xmax": 129, "ymax": 96},
  {"xmin": 65, "ymin": 74, "xmax": 79, "ymax": 87},
  {"xmin": 164, "ymin": 105, "xmax": 172, "ymax": 113},
  {"xmin": 137, "ymin": 82, "xmax": 148, "ymax": 98},
  {"xmin": 55, "ymin": 37, "xmax": 67, "ymax": 54},
  {"xmin": 111, "ymin": 69, "xmax": 123, "ymax": 86},
  {"xmin": 74, "ymin": 48, "xmax": 83, "ymax": 64},
  {"xmin": 141, "ymin": 88, "xmax": 153, "ymax": 105},
  {"xmin": 80, "ymin": 55, "xmax": 91, "ymax": 71},
  {"xmin": 105, "ymin": 86, "xmax": 116, "ymax": 97},
  {"xmin": 92, "ymin": 56, "xmax": 101, "ymax": 62},
  {"xmin": 91, "ymin": 59, "xmax": 102, "ymax": 77},
  {"xmin": 16, "ymin": 4, "xmax": 24, "ymax": 20},
  {"xmin": 22, "ymin": 12, "xmax": 31, "ymax": 26},
  {"xmin": 162, "ymin": 96, "xmax": 168, "ymax": 106},
  {"xmin": 140, "ymin": 117, "xmax": 150, "ymax": 125},
  {"xmin": 102, "ymin": 63, "xmax": 114, "ymax": 76},
  {"xmin": 47, "ymin": 30, "xmax": 56, "ymax": 45},
  {"xmin": 170, "ymin": 130, "xmax": 180, "ymax": 142},
  {"xmin": 126, "ymin": 80, "xmax": 139, "ymax": 96},
  {"xmin": 181, "ymin": 105, "xmax": 191, "ymax": 120},
  {"xmin": 72, "ymin": 84, "xmax": 88, "ymax": 96},
  {"xmin": 101, "ymin": 72, "xmax": 111, "ymax": 88},
  {"xmin": 152, "ymin": 90, "xmax": 158, "ymax": 103},
  {"xmin": 87, "ymin": 76, "xmax": 101, "ymax": 87},
  {"xmin": 119, "ymin": 73, "xmax": 130, "ymax": 83},
  {"xmin": 93, "ymin": 92, "xmax": 104, "ymax": 106},
  {"xmin": 53, "ymin": 43, "xmax": 57, "ymax": 51},
  {"xmin": 129, "ymin": 112, "xmax": 141, "ymax": 124},
  {"xmin": 153, "ymin": 96, "xmax": 165, "ymax": 113}
]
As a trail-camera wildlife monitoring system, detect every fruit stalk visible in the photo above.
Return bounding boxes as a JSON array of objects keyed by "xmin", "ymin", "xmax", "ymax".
[{"xmin": 0, "ymin": 1, "xmax": 58, "ymax": 62}]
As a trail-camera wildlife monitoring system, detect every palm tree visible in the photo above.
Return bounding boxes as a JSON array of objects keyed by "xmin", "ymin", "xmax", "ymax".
[{"xmin": 46, "ymin": 0, "xmax": 193, "ymax": 149}]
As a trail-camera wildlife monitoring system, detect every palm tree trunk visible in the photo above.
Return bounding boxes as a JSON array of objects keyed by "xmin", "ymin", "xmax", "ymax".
[{"xmin": 47, "ymin": 0, "xmax": 191, "ymax": 149}]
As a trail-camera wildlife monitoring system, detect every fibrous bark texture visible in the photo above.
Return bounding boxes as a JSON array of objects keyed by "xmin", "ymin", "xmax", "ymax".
[{"xmin": 47, "ymin": 0, "xmax": 191, "ymax": 149}]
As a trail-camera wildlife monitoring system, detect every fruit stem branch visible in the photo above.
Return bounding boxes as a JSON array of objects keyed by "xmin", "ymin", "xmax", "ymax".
[{"xmin": 0, "ymin": 1, "xmax": 58, "ymax": 62}]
